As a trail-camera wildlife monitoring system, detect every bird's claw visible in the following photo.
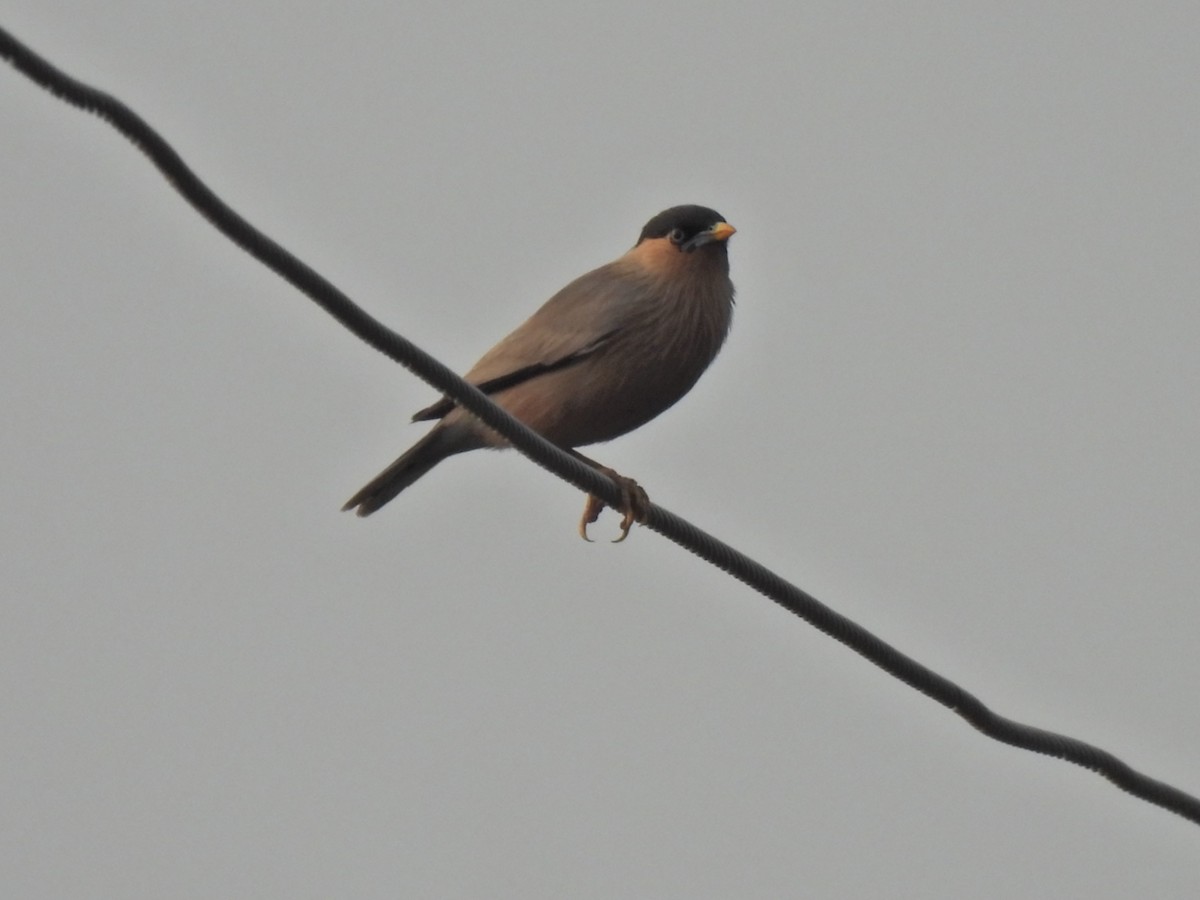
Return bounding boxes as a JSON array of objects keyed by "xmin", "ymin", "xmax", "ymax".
[{"xmin": 578, "ymin": 468, "xmax": 650, "ymax": 543}]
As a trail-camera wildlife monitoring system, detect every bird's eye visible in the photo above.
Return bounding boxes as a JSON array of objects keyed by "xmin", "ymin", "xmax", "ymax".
[{"xmin": 668, "ymin": 227, "xmax": 687, "ymax": 245}]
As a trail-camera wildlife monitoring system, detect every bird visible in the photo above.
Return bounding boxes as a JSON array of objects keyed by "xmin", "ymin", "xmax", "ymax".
[{"xmin": 342, "ymin": 204, "xmax": 737, "ymax": 541}]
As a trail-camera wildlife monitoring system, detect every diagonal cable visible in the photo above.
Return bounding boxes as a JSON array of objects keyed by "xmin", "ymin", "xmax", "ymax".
[{"xmin": 3, "ymin": 24, "xmax": 1198, "ymax": 827}]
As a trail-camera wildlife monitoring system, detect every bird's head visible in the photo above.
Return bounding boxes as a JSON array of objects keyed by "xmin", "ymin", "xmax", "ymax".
[{"xmin": 636, "ymin": 205, "xmax": 736, "ymax": 254}]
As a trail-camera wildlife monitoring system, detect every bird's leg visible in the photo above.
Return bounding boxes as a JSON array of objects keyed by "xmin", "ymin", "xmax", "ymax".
[{"xmin": 571, "ymin": 451, "xmax": 651, "ymax": 543}]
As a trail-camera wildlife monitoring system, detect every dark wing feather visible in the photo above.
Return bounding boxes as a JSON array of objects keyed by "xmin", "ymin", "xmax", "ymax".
[
  {"xmin": 410, "ymin": 330, "xmax": 619, "ymax": 422},
  {"xmin": 407, "ymin": 261, "xmax": 640, "ymax": 422}
]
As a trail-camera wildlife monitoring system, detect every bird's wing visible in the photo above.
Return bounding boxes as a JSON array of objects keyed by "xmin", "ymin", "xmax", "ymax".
[
  {"xmin": 411, "ymin": 263, "xmax": 635, "ymax": 423},
  {"xmin": 410, "ymin": 329, "xmax": 619, "ymax": 422}
]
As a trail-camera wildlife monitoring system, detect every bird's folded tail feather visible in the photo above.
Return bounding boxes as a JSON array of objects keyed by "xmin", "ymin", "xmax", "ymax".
[{"xmin": 342, "ymin": 426, "xmax": 462, "ymax": 517}]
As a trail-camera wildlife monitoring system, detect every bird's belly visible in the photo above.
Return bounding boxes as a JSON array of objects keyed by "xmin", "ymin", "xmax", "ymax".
[{"xmin": 492, "ymin": 352, "xmax": 708, "ymax": 449}]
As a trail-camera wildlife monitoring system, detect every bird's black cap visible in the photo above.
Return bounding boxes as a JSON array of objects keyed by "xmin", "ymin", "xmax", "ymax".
[{"xmin": 637, "ymin": 205, "xmax": 728, "ymax": 245}]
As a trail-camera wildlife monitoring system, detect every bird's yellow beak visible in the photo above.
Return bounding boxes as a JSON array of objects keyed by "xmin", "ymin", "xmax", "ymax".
[{"xmin": 710, "ymin": 222, "xmax": 736, "ymax": 242}]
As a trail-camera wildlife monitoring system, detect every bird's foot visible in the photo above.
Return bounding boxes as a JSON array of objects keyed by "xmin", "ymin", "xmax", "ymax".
[{"xmin": 578, "ymin": 467, "xmax": 650, "ymax": 543}]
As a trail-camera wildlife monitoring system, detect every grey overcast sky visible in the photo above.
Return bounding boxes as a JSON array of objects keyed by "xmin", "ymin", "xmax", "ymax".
[{"xmin": 3, "ymin": 2, "xmax": 1199, "ymax": 896}]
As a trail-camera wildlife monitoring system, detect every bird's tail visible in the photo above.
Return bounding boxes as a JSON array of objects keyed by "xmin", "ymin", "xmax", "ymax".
[{"xmin": 342, "ymin": 426, "xmax": 466, "ymax": 517}]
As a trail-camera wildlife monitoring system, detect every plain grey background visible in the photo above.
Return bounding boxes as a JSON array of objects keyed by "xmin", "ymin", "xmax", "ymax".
[{"xmin": 3, "ymin": 2, "xmax": 1198, "ymax": 896}]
